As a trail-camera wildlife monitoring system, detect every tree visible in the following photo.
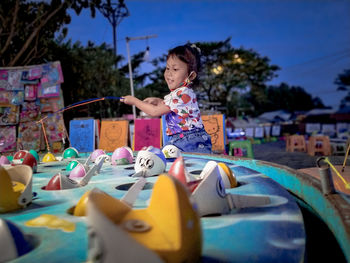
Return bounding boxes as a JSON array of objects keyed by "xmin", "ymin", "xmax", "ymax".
[
  {"xmin": 335, "ymin": 69, "xmax": 350, "ymax": 110},
  {"xmin": 248, "ymin": 82, "xmax": 325, "ymax": 115},
  {"xmin": 46, "ymin": 40, "xmax": 136, "ymax": 121},
  {"xmin": 0, "ymin": 0, "xmax": 102, "ymax": 67},
  {"xmin": 195, "ymin": 38, "xmax": 280, "ymax": 116}
]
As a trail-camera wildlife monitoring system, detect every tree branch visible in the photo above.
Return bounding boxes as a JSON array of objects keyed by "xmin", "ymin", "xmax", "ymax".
[
  {"xmin": 9, "ymin": 1, "xmax": 66, "ymax": 66},
  {"xmin": 0, "ymin": 0, "xmax": 19, "ymax": 57}
]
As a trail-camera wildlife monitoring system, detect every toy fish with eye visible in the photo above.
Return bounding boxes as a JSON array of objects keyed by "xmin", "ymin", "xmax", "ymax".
[
  {"xmin": 162, "ymin": 145, "xmax": 181, "ymax": 159},
  {"xmin": 133, "ymin": 146, "xmax": 166, "ymax": 177}
]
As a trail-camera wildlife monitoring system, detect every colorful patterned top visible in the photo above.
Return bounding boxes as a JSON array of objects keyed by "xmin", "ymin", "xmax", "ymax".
[{"xmin": 163, "ymin": 84, "xmax": 204, "ymax": 135}]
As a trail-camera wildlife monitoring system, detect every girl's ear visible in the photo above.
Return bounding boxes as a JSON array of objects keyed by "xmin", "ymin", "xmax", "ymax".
[{"xmin": 188, "ymin": 71, "xmax": 197, "ymax": 81}]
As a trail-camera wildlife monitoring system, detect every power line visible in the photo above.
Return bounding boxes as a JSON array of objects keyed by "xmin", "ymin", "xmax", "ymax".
[{"xmin": 283, "ymin": 49, "xmax": 350, "ymax": 70}]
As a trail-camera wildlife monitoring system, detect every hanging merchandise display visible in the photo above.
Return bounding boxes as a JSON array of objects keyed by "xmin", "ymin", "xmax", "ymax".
[{"xmin": 0, "ymin": 61, "xmax": 67, "ymax": 153}]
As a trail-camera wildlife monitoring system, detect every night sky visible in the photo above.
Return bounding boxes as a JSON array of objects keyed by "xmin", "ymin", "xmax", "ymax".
[{"xmin": 66, "ymin": 0, "xmax": 350, "ymax": 109}]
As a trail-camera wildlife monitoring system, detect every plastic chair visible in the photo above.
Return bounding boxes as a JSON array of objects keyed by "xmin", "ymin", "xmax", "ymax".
[
  {"xmin": 307, "ymin": 136, "xmax": 331, "ymax": 156},
  {"xmin": 286, "ymin": 135, "xmax": 306, "ymax": 152},
  {"xmin": 228, "ymin": 140, "xmax": 254, "ymax": 158}
]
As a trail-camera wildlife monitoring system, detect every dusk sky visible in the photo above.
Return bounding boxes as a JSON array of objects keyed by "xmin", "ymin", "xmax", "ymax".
[{"xmin": 66, "ymin": 0, "xmax": 350, "ymax": 110}]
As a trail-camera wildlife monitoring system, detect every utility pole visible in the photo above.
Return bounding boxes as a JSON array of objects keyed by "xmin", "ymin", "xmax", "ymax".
[
  {"xmin": 126, "ymin": 35, "xmax": 158, "ymax": 119},
  {"xmin": 98, "ymin": 0, "xmax": 129, "ymax": 68}
]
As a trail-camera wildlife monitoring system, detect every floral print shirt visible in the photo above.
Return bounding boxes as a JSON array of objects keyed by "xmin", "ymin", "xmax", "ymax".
[{"xmin": 163, "ymin": 85, "xmax": 204, "ymax": 135}]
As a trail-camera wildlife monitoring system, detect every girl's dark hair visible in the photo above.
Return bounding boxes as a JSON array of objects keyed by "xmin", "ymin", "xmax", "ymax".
[{"xmin": 167, "ymin": 43, "xmax": 201, "ymax": 85}]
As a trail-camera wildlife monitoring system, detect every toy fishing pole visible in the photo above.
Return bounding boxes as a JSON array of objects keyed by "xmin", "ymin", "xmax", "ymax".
[
  {"xmin": 341, "ymin": 142, "xmax": 350, "ymax": 172},
  {"xmin": 37, "ymin": 96, "xmax": 122, "ymax": 152},
  {"xmin": 319, "ymin": 157, "xmax": 350, "ymax": 190}
]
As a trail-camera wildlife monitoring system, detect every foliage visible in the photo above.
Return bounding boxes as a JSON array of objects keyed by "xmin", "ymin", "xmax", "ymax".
[
  {"xmin": 335, "ymin": 69, "xmax": 350, "ymax": 110},
  {"xmin": 0, "ymin": 0, "xmax": 102, "ymax": 67},
  {"xmin": 46, "ymin": 40, "xmax": 143, "ymax": 121},
  {"xmin": 140, "ymin": 38, "xmax": 282, "ymax": 116},
  {"xmin": 247, "ymin": 82, "xmax": 325, "ymax": 116},
  {"xmin": 0, "ymin": 0, "xmax": 328, "ymax": 120}
]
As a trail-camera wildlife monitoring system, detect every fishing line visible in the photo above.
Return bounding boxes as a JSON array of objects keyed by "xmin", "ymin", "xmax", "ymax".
[{"xmin": 37, "ymin": 96, "xmax": 122, "ymax": 152}]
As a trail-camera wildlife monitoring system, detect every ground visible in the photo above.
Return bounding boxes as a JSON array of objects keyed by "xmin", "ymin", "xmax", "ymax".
[{"xmin": 252, "ymin": 140, "xmax": 346, "ymax": 170}]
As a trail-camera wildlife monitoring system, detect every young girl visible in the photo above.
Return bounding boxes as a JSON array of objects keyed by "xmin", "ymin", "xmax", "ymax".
[{"xmin": 121, "ymin": 44, "xmax": 212, "ymax": 153}]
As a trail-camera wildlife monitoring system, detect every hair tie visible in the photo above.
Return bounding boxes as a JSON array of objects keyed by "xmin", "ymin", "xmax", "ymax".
[{"xmin": 190, "ymin": 44, "xmax": 201, "ymax": 54}]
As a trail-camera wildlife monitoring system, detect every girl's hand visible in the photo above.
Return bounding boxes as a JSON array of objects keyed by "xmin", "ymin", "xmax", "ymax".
[{"xmin": 121, "ymin": 95, "xmax": 137, "ymax": 105}]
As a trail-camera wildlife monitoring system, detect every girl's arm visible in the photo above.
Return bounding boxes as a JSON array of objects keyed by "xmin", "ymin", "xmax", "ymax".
[
  {"xmin": 121, "ymin": 95, "xmax": 170, "ymax": 117},
  {"xmin": 143, "ymin": 97, "xmax": 164, "ymax": 106}
]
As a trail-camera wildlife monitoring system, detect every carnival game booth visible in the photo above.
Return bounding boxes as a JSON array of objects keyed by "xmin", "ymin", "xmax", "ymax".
[{"xmin": 0, "ymin": 144, "xmax": 349, "ymax": 262}]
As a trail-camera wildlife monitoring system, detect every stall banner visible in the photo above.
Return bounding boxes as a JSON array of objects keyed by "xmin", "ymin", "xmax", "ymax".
[
  {"xmin": 133, "ymin": 118, "xmax": 161, "ymax": 151},
  {"xmin": 99, "ymin": 120, "xmax": 129, "ymax": 152},
  {"xmin": 202, "ymin": 114, "xmax": 226, "ymax": 153},
  {"xmin": 69, "ymin": 119, "xmax": 96, "ymax": 153}
]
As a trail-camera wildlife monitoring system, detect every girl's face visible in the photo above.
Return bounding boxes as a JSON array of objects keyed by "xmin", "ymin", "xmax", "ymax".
[{"xmin": 164, "ymin": 55, "xmax": 189, "ymax": 91}]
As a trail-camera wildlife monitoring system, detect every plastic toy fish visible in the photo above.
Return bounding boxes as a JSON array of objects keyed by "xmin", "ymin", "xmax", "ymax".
[
  {"xmin": 29, "ymin": 149, "xmax": 40, "ymax": 162},
  {"xmin": 199, "ymin": 161, "xmax": 237, "ymax": 189},
  {"xmin": 0, "ymin": 219, "xmax": 33, "ymax": 262},
  {"xmin": 44, "ymin": 157, "xmax": 105, "ymax": 190},
  {"xmin": 111, "ymin": 146, "xmax": 133, "ymax": 165},
  {"xmin": 91, "ymin": 149, "xmax": 106, "ymax": 162},
  {"xmin": 167, "ymin": 156, "xmax": 200, "ymax": 192},
  {"xmin": 9, "ymin": 151, "xmax": 38, "ymax": 173},
  {"xmin": 192, "ymin": 162, "xmax": 271, "ymax": 216},
  {"xmin": 0, "ymin": 165, "xmax": 33, "ymax": 213},
  {"xmin": 168, "ymin": 157, "xmax": 270, "ymax": 216},
  {"xmin": 42, "ymin": 152, "xmax": 57, "ymax": 163},
  {"xmin": 86, "ymin": 175, "xmax": 201, "ymax": 262},
  {"xmin": 68, "ymin": 178, "xmax": 147, "ymax": 217},
  {"xmin": 162, "ymin": 145, "xmax": 181, "ymax": 159},
  {"xmin": 0, "ymin": 155, "xmax": 10, "ymax": 165},
  {"xmin": 66, "ymin": 160, "xmax": 79, "ymax": 172},
  {"xmin": 133, "ymin": 146, "xmax": 166, "ymax": 177},
  {"xmin": 21, "ymin": 152, "xmax": 38, "ymax": 173},
  {"xmin": 63, "ymin": 147, "xmax": 79, "ymax": 159},
  {"xmin": 13, "ymin": 150, "xmax": 29, "ymax": 161}
]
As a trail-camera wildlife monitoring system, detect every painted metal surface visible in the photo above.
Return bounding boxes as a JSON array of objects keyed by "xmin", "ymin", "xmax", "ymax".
[
  {"xmin": 1, "ymin": 153, "xmax": 305, "ymax": 262},
  {"xmin": 185, "ymin": 154, "xmax": 350, "ymax": 262}
]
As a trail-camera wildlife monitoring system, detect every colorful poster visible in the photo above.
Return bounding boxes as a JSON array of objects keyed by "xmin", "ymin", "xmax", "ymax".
[
  {"xmin": 17, "ymin": 121, "xmax": 41, "ymax": 151},
  {"xmin": 99, "ymin": 120, "xmax": 129, "ymax": 152},
  {"xmin": 0, "ymin": 105, "xmax": 19, "ymax": 125},
  {"xmin": 133, "ymin": 118, "xmax": 162, "ymax": 151},
  {"xmin": 7, "ymin": 70, "xmax": 23, "ymax": 90},
  {"xmin": 0, "ymin": 125, "xmax": 17, "ymax": 152},
  {"xmin": 41, "ymin": 61, "xmax": 64, "ymax": 88},
  {"xmin": 202, "ymin": 114, "xmax": 226, "ymax": 153},
  {"xmin": 69, "ymin": 119, "xmax": 95, "ymax": 153},
  {"xmin": 20, "ymin": 102, "xmax": 40, "ymax": 122}
]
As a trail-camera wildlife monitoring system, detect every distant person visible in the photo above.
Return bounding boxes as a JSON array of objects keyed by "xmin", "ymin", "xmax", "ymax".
[{"xmin": 121, "ymin": 43, "xmax": 212, "ymax": 153}]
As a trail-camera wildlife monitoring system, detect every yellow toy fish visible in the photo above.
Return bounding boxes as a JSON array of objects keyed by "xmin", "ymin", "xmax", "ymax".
[
  {"xmin": 0, "ymin": 165, "xmax": 33, "ymax": 213},
  {"xmin": 87, "ymin": 175, "xmax": 202, "ymax": 262}
]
